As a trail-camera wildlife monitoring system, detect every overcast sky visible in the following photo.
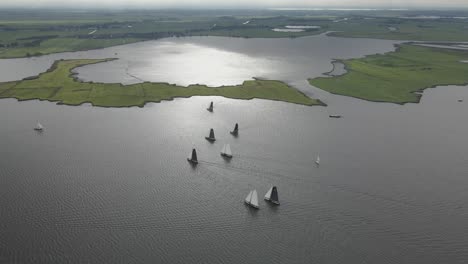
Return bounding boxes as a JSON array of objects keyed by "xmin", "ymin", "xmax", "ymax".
[{"xmin": 1, "ymin": 0, "xmax": 467, "ymax": 9}]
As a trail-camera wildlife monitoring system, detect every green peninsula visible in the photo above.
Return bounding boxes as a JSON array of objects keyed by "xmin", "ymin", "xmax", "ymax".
[
  {"xmin": 309, "ymin": 44, "xmax": 468, "ymax": 104},
  {"xmin": 0, "ymin": 59, "xmax": 321, "ymax": 107}
]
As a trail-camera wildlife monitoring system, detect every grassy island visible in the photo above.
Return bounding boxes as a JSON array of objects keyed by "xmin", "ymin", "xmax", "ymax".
[
  {"xmin": 0, "ymin": 59, "xmax": 321, "ymax": 107},
  {"xmin": 309, "ymin": 44, "xmax": 468, "ymax": 104}
]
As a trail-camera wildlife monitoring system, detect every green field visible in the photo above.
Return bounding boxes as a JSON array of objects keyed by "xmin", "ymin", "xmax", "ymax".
[
  {"xmin": 2, "ymin": 9, "xmax": 468, "ymax": 58},
  {"xmin": 328, "ymin": 17, "xmax": 468, "ymax": 42},
  {"xmin": 0, "ymin": 10, "xmax": 329, "ymax": 58},
  {"xmin": 309, "ymin": 44, "xmax": 468, "ymax": 104},
  {"xmin": 0, "ymin": 59, "xmax": 321, "ymax": 107}
]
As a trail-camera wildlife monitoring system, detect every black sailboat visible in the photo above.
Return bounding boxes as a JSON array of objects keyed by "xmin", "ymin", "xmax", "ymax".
[
  {"xmin": 230, "ymin": 123, "xmax": 239, "ymax": 136},
  {"xmin": 205, "ymin": 128, "xmax": 216, "ymax": 142},
  {"xmin": 264, "ymin": 186, "xmax": 280, "ymax": 205},
  {"xmin": 187, "ymin": 148, "xmax": 198, "ymax": 164},
  {"xmin": 207, "ymin": 101, "xmax": 213, "ymax": 112}
]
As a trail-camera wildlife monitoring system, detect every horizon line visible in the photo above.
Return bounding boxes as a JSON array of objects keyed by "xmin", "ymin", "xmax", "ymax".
[{"xmin": 1, "ymin": 6, "xmax": 468, "ymax": 11}]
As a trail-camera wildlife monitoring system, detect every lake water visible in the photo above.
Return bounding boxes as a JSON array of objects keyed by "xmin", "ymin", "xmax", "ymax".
[{"xmin": 1, "ymin": 35, "xmax": 468, "ymax": 264}]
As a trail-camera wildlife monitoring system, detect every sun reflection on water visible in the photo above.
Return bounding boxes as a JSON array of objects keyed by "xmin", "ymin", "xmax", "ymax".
[{"xmin": 126, "ymin": 41, "xmax": 278, "ymax": 86}]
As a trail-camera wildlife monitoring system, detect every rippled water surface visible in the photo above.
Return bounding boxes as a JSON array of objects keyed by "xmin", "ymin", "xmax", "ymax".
[{"xmin": 1, "ymin": 36, "xmax": 468, "ymax": 264}]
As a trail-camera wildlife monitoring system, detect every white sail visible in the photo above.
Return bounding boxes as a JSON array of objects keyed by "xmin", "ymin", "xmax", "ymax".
[
  {"xmin": 245, "ymin": 191, "xmax": 253, "ymax": 204},
  {"xmin": 35, "ymin": 122, "xmax": 43, "ymax": 130},
  {"xmin": 225, "ymin": 144, "xmax": 232, "ymax": 157},
  {"xmin": 316, "ymin": 155, "xmax": 320, "ymax": 164},
  {"xmin": 221, "ymin": 144, "xmax": 227, "ymax": 155},
  {"xmin": 264, "ymin": 186, "xmax": 273, "ymax": 200},
  {"xmin": 250, "ymin": 190, "xmax": 259, "ymax": 208}
]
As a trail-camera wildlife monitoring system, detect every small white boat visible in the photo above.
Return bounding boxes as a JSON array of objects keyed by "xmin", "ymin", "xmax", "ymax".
[
  {"xmin": 34, "ymin": 122, "xmax": 44, "ymax": 131},
  {"xmin": 264, "ymin": 186, "xmax": 280, "ymax": 205},
  {"xmin": 220, "ymin": 144, "xmax": 233, "ymax": 158},
  {"xmin": 315, "ymin": 155, "xmax": 320, "ymax": 165},
  {"xmin": 187, "ymin": 148, "xmax": 198, "ymax": 164},
  {"xmin": 244, "ymin": 189, "xmax": 259, "ymax": 209}
]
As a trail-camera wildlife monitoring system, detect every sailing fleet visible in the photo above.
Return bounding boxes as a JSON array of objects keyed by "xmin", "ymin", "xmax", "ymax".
[
  {"xmin": 33, "ymin": 100, "xmax": 317, "ymax": 210},
  {"xmin": 35, "ymin": 100, "xmax": 313, "ymax": 210},
  {"xmin": 186, "ymin": 101, "xmax": 313, "ymax": 209}
]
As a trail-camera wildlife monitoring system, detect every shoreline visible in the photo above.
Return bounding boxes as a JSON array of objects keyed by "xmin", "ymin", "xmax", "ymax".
[
  {"xmin": 0, "ymin": 59, "xmax": 324, "ymax": 108},
  {"xmin": 0, "ymin": 32, "xmax": 328, "ymax": 60},
  {"xmin": 309, "ymin": 43, "xmax": 468, "ymax": 104}
]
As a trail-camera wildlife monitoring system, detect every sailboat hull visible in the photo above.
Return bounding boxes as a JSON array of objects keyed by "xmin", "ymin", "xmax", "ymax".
[
  {"xmin": 205, "ymin": 137, "xmax": 216, "ymax": 142},
  {"xmin": 220, "ymin": 153, "xmax": 232, "ymax": 158},
  {"xmin": 187, "ymin": 158, "xmax": 198, "ymax": 164},
  {"xmin": 264, "ymin": 198, "xmax": 280, "ymax": 205},
  {"xmin": 244, "ymin": 201, "xmax": 259, "ymax": 209}
]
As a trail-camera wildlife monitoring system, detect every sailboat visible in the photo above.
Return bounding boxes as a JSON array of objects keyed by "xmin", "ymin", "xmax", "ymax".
[
  {"xmin": 205, "ymin": 128, "xmax": 216, "ymax": 142},
  {"xmin": 187, "ymin": 148, "xmax": 198, "ymax": 164},
  {"xmin": 34, "ymin": 121, "xmax": 44, "ymax": 131},
  {"xmin": 264, "ymin": 186, "xmax": 280, "ymax": 205},
  {"xmin": 207, "ymin": 101, "xmax": 214, "ymax": 112},
  {"xmin": 244, "ymin": 189, "xmax": 259, "ymax": 209},
  {"xmin": 220, "ymin": 143, "xmax": 232, "ymax": 158},
  {"xmin": 315, "ymin": 155, "xmax": 320, "ymax": 165},
  {"xmin": 230, "ymin": 123, "xmax": 239, "ymax": 136}
]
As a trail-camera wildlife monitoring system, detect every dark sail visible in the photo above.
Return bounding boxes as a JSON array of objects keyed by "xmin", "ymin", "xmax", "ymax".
[
  {"xmin": 231, "ymin": 123, "xmax": 239, "ymax": 135},
  {"xmin": 207, "ymin": 101, "xmax": 213, "ymax": 111},
  {"xmin": 191, "ymin": 148, "xmax": 198, "ymax": 162},
  {"xmin": 205, "ymin": 128, "xmax": 216, "ymax": 142},
  {"xmin": 270, "ymin": 186, "xmax": 279, "ymax": 204}
]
